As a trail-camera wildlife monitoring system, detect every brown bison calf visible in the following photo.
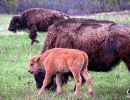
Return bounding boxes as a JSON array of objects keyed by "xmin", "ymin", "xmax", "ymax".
[
  {"xmin": 35, "ymin": 18, "xmax": 130, "ymax": 91},
  {"xmin": 28, "ymin": 48, "xmax": 93, "ymax": 96},
  {"xmin": 8, "ymin": 8, "xmax": 69, "ymax": 44}
]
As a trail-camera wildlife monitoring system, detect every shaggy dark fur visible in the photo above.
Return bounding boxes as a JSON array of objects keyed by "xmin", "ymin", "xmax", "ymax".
[
  {"xmin": 8, "ymin": 8, "xmax": 69, "ymax": 44},
  {"xmin": 34, "ymin": 69, "xmax": 56, "ymax": 91},
  {"xmin": 35, "ymin": 70, "xmax": 72, "ymax": 90},
  {"xmin": 35, "ymin": 18, "xmax": 130, "ymax": 91}
]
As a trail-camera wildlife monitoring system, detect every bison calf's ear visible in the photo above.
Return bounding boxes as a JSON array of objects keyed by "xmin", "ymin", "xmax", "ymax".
[{"xmin": 35, "ymin": 57, "xmax": 40, "ymax": 62}]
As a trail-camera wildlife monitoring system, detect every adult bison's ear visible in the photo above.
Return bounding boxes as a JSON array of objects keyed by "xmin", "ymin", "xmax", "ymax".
[
  {"xmin": 13, "ymin": 16, "xmax": 21, "ymax": 22},
  {"xmin": 12, "ymin": 16, "xmax": 22, "ymax": 25}
]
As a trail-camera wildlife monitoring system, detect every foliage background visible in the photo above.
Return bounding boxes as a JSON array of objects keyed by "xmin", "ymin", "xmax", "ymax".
[{"xmin": 0, "ymin": 0, "xmax": 130, "ymax": 15}]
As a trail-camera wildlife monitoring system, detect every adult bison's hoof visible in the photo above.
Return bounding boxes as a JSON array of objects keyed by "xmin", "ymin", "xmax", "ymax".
[
  {"xmin": 35, "ymin": 40, "xmax": 39, "ymax": 43},
  {"xmin": 31, "ymin": 40, "xmax": 39, "ymax": 45}
]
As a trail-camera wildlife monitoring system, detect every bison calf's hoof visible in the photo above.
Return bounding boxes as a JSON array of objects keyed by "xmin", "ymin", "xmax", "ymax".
[
  {"xmin": 56, "ymin": 93, "xmax": 61, "ymax": 96},
  {"xmin": 88, "ymin": 91, "xmax": 94, "ymax": 97},
  {"xmin": 38, "ymin": 89, "xmax": 44, "ymax": 96}
]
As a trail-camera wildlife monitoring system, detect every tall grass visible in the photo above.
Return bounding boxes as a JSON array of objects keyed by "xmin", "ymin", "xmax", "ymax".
[{"xmin": 0, "ymin": 13, "xmax": 130, "ymax": 100}]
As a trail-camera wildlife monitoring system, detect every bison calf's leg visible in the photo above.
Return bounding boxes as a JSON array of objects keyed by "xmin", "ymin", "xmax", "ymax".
[
  {"xmin": 34, "ymin": 71, "xmax": 56, "ymax": 91},
  {"xmin": 38, "ymin": 72, "xmax": 51, "ymax": 95},
  {"xmin": 56, "ymin": 73, "xmax": 62, "ymax": 95},
  {"xmin": 81, "ymin": 68, "xmax": 93, "ymax": 96},
  {"xmin": 29, "ymin": 31, "xmax": 39, "ymax": 44},
  {"xmin": 71, "ymin": 70, "xmax": 82, "ymax": 96}
]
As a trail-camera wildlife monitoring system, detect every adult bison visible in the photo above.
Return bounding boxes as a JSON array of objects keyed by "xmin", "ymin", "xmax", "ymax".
[
  {"xmin": 8, "ymin": 8, "xmax": 69, "ymax": 44},
  {"xmin": 35, "ymin": 18, "xmax": 130, "ymax": 90}
]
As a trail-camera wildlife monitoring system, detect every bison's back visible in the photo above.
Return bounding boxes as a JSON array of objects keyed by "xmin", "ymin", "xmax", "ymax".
[
  {"xmin": 54, "ymin": 18, "xmax": 115, "ymax": 29},
  {"xmin": 48, "ymin": 18, "xmax": 116, "ymax": 52},
  {"xmin": 21, "ymin": 8, "xmax": 65, "ymax": 32},
  {"xmin": 22, "ymin": 8, "xmax": 61, "ymax": 18}
]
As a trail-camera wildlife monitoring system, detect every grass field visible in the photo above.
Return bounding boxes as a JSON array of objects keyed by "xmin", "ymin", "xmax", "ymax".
[{"xmin": 0, "ymin": 12, "xmax": 130, "ymax": 100}]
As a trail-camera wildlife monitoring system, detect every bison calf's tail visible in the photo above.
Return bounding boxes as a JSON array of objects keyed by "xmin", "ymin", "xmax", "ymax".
[{"xmin": 81, "ymin": 52, "xmax": 89, "ymax": 84}]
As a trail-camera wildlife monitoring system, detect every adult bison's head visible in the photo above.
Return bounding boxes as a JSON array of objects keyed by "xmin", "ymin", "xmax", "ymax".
[{"xmin": 8, "ymin": 16, "xmax": 23, "ymax": 32}]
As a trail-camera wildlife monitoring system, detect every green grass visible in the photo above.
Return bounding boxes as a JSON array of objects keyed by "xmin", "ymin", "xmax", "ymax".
[{"xmin": 0, "ymin": 13, "xmax": 130, "ymax": 100}]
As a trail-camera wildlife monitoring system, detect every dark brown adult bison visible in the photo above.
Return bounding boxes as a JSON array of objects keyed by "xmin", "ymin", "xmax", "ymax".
[
  {"xmin": 8, "ymin": 8, "xmax": 69, "ymax": 44},
  {"xmin": 34, "ymin": 18, "xmax": 130, "ymax": 91}
]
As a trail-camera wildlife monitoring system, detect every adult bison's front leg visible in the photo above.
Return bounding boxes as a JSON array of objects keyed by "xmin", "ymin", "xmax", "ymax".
[
  {"xmin": 34, "ymin": 70, "xmax": 44, "ymax": 89},
  {"xmin": 29, "ymin": 31, "xmax": 39, "ymax": 44},
  {"xmin": 34, "ymin": 69, "xmax": 56, "ymax": 91},
  {"xmin": 28, "ymin": 24, "xmax": 39, "ymax": 44}
]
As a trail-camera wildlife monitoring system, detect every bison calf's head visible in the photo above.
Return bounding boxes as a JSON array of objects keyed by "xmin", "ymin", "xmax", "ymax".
[
  {"xmin": 28, "ymin": 56, "xmax": 41, "ymax": 74},
  {"xmin": 8, "ymin": 16, "xmax": 22, "ymax": 32}
]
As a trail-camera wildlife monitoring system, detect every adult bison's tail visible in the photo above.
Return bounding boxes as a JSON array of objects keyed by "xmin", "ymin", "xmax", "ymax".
[
  {"xmin": 82, "ymin": 52, "xmax": 89, "ymax": 69},
  {"xmin": 60, "ymin": 12, "xmax": 70, "ymax": 19},
  {"xmin": 63, "ymin": 13, "xmax": 70, "ymax": 19}
]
